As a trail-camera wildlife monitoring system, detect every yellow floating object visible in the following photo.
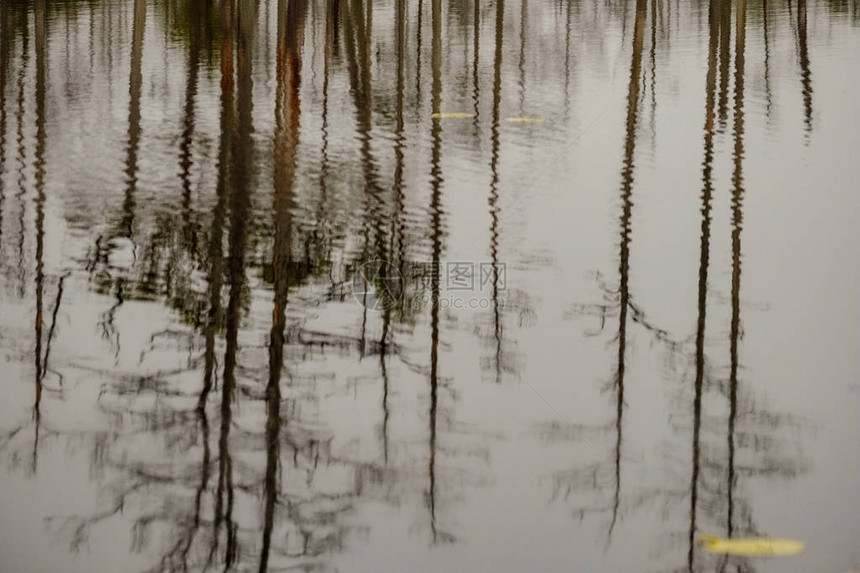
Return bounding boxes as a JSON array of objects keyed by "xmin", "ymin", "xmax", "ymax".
[
  {"xmin": 430, "ymin": 112, "xmax": 473, "ymax": 119},
  {"xmin": 699, "ymin": 534, "xmax": 805, "ymax": 557},
  {"xmin": 505, "ymin": 117, "xmax": 546, "ymax": 123}
]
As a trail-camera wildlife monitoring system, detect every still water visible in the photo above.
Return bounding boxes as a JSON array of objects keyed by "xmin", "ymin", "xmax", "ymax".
[{"xmin": 1, "ymin": 0, "xmax": 859, "ymax": 571}]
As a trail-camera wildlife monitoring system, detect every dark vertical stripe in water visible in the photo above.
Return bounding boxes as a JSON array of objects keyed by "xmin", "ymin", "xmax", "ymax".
[
  {"xmin": 563, "ymin": 0, "xmax": 572, "ymax": 119},
  {"xmin": 32, "ymin": 0, "xmax": 47, "ymax": 475},
  {"xmin": 183, "ymin": 400, "xmax": 211, "ymax": 568},
  {"xmin": 210, "ymin": 0, "xmax": 237, "ymax": 567},
  {"xmin": 315, "ymin": 0, "xmax": 333, "ymax": 261},
  {"xmin": 716, "ymin": 0, "xmax": 732, "ymax": 129},
  {"xmin": 331, "ymin": 0, "xmax": 340, "ymax": 57},
  {"xmin": 416, "ymin": 0, "xmax": 423, "ymax": 110},
  {"xmin": 355, "ymin": 0, "xmax": 386, "ymax": 261},
  {"xmin": 221, "ymin": 0, "xmax": 256, "ymax": 566},
  {"xmin": 0, "ymin": 3, "xmax": 9, "ymax": 254},
  {"xmin": 393, "ymin": 0, "xmax": 407, "ymax": 274},
  {"xmin": 488, "ymin": 0, "xmax": 505, "ymax": 385},
  {"xmin": 428, "ymin": 0, "xmax": 443, "ymax": 544},
  {"xmin": 379, "ymin": 0, "xmax": 410, "ymax": 467},
  {"xmin": 342, "ymin": 0, "xmax": 375, "ymax": 354},
  {"xmin": 608, "ymin": 0, "xmax": 648, "ymax": 540},
  {"xmin": 614, "ymin": 0, "xmax": 648, "ymax": 535},
  {"xmin": 649, "ymin": 0, "xmax": 657, "ymax": 151},
  {"xmin": 518, "ymin": 0, "xmax": 527, "ymax": 114},
  {"xmin": 797, "ymin": 0, "xmax": 813, "ymax": 135},
  {"xmin": 689, "ymin": 1, "xmax": 722, "ymax": 569},
  {"xmin": 763, "ymin": 0, "xmax": 773, "ymax": 122},
  {"xmin": 259, "ymin": 1, "xmax": 306, "ymax": 570},
  {"xmin": 365, "ymin": 0, "xmax": 372, "ymax": 45},
  {"xmin": 342, "ymin": 0, "xmax": 383, "ymax": 265},
  {"xmin": 122, "ymin": 0, "xmax": 146, "ymax": 241},
  {"xmin": 15, "ymin": 8, "xmax": 29, "ymax": 295},
  {"xmin": 727, "ymin": 0, "xmax": 747, "ymax": 543},
  {"xmin": 195, "ymin": 1, "xmax": 235, "ymax": 562},
  {"xmin": 199, "ymin": 0, "xmax": 235, "ymax": 413},
  {"xmin": 180, "ymin": 2, "xmax": 202, "ymax": 259},
  {"xmin": 471, "ymin": 0, "xmax": 480, "ymax": 140},
  {"xmin": 340, "ymin": 1, "xmax": 366, "ymax": 353}
]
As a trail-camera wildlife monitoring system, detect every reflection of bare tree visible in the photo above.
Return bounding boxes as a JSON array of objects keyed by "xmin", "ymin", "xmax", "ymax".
[
  {"xmin": 726, "ymin": 0, "xmax": 748, "ymax": 544},
  {"xmin": 562, "ymin": 0, "xmax": 574, "ymax": 117},
  {"xmin": 607, "ymin": 0, "xmax": 648, "ymax": 538},
  {"xmin": 648, "ymin": 0, "xmax": 658, "ymax": 151},
  {"xmin": 82, "ymin": 1, "xmax": 220, "ymax": 331},
  {"xmin": 179, "ymin": 0, "xmax": 203, "ymax": 261},
  {"xmin": 0, "ymin": 2, "xmax": 9, "ymax": 255},
  {"xmin": 342, "ymin": 0, "xmax": 382, "ymax": 256},
  {"xmin": 762, "ymin": 0, "xmax": 773, "ymax": 123},
  {"xmin": 14, "ymin": 4, "xmax": 29, "ymax": 295},
  {"xmin": 471, "ymin": 0, "xmax": 481, "ymax": 138},
  {"xmin": 716, "ymin": 0, "xmax": 731, "ymax": 130},
  {"xmin": 0, "ymin": 0, "xmax": 69, "ymax": 477},
  {"xmin": 550, "ymin": 4, "xmax": 808, "ymax": 568},
  {"xmin": 43, "ymin": 3, "xmax": 376, "ymax": 570},
  {"xmin": 377, "ymin": 0, "xmax": 410, "ymax": 466},
  {"xmin": 392, "ymin": 0, "xmax": 408, "ymax": 291},
  {"xmin": 518, "ymin": 0, "xmax": 528, "ymax": 115},
  {"xmin": 550, "ymin": 0, "xmax": 673, "ymax": 542},
  {"xmin": 86, "ymin": 0, "xmax": 147, "ymax": 355},
  {"xmin": 342, "ymin": 0, "xmax": 383, "ymax": 356},
  {"xmin": 686, "ymin": 1, "xmax": 721, "ymax": 566},
  {"xmin": 198, "ymin": 0, "xmax": 233, "ymax": 413},
  {"xmin": 428, "ymin": 0, "xmax": 445, "ymax": 544},
  {"xmin": 415, "ymin": 0, "xmax": 423, "ymax": 110},
  {"xmin": 485, "ymin": 0, "xmax": 506, "ymax": 386},
  {"xmin": 210, "ymin": 0, "xmax": 258, "ymax": 566},
  {"xmin": 1, "ymin": 1, "xmax": 836, "ymax": 571},
  {"xmin": 714, "ymin": 4, "xmax": 803, "ymax": 570},
  {"xmin": 122, "ymin": 0, "xmax": 146, "ymax": 242},
  {"xmin": 667, "ymin": 4, "xmax": 806, "ymax": 571},
  {"xmin": 309, "ymin": 0, "xmax": 335, "ymax": 272},
  {"xmin": 796, "ymin": 0, "xmax": 813, "ymax": 135},
  {"xmin": 32, "ymin": 0, "xmax": 49, "ymax": 474},
  {"xmin": 549, "ymin": 4, "xmax": 729, "ymax": 565},
  {"xmin": 472, "ymin": 0, "xmax": 530, "ymax": 385},
  {"xmin": 259, "ymin": 0, "xmax": 306, "ymax": 570},
  {"xmin": 400, "ymin": 0, "xmax": 489, "ymax": 544}
]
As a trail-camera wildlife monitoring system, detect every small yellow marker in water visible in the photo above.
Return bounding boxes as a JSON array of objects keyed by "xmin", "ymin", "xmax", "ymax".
[
  {"xmin": 506, "ymin": 117, "xmax": 546, "ymax": 123},
  {"xmin": 430, "ymin": 112, "xmax": 473, "ymax": 119},
  {"xmin": 699, "ymin": 534, "xmax": 805, "ymax": 557}
]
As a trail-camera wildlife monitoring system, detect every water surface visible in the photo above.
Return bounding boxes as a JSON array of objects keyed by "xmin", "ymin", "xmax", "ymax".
[{"xmin": 1, "ymin": 0, "xmax": 859, "ymax": 572}]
